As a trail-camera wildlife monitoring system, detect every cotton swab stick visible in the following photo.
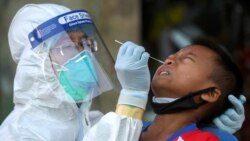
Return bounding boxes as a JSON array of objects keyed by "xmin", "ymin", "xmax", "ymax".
[{"xmin": 114, "ymin": 40, "xmax": 164, "ymax": 64}]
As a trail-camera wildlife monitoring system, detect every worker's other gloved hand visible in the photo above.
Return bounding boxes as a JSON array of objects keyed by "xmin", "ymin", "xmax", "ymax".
[
  {"xmin": 213, "ymin": 94, "xmax": 246, "ymax": 134},
  {"xmin": 115, "ymin": 41, "xmax": 150, "ymax": 109}
]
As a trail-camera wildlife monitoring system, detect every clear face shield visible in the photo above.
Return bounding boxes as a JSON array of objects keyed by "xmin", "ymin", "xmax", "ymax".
[{"xmin": 28, "ymin": 10, "xmax": 120, "ymax": 110}]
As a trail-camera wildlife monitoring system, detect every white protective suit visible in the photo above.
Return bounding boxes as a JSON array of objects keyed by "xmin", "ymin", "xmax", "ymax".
[{"xmin": 0, "ymin": 3, "xmax": 144, "ymax": 141}]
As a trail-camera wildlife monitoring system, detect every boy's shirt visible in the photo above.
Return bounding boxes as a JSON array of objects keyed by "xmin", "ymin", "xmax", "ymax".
[
  {"xmin": 142, "ymin": 121, "xmax": 233, "ymax": 141},
  {"xmin": 202, "ymin": 126, "xmax": 238, "ymax": 141}
]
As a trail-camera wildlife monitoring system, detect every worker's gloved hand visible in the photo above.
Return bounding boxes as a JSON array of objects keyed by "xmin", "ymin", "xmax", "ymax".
[
  {"xmin": 115, "ymin": 41, "xmax": 150, "ymax": 109},
  {"xmin": 213, "ymin": 94, "xmax": 246, "ymax": 134}
]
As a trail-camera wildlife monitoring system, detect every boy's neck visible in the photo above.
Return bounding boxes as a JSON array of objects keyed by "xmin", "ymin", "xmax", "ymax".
[{"xmin": 141, "ymin": 110, "xmax": 197, "ymax": 141}]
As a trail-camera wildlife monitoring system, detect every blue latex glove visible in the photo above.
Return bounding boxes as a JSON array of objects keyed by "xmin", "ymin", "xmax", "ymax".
[
  {"xmin": 115, "ymin": 41, "xmax": 150, "ymax": 109},
  {"xmin": 213, "ymin": 94, "xmax": 246, "ymax": 134}
]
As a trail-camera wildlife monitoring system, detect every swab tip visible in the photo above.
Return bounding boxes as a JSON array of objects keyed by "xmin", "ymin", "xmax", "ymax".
[{"xmin": 114, "ymin": 40, "xmax": 123, "ymax": 44}]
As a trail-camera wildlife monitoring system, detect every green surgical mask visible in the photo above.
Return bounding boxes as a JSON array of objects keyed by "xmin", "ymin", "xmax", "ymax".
[{"xmin": 58, "ymin": 50, "xmax": 98, "ymax": 102}]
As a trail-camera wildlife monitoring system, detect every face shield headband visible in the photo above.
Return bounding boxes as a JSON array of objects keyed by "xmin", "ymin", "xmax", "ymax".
[
  {"xmin": 150, "ymin": 87, "xmax": 216, "ymax": 114},
  {"xmin": 28, "ymin": 10, "xmax": 93, "ymax": 48}
]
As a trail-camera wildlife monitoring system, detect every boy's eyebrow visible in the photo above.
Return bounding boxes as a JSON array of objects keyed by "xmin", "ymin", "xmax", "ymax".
[
  {"xmin": 178, "ymin": 49, "xmax": 198, "ymax": 57},
  {"xmin": 177, "ymin": 51, "xmax": 197, "ymax": 62},
  {"xmin": 186, "ymin": 52, "xmax": 197, "ymax": 57}
]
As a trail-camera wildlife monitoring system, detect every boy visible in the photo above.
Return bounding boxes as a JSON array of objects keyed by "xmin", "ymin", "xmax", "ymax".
[{"xmin": 140, "ymin": 38, "xmax": 244, "ymax": 141}]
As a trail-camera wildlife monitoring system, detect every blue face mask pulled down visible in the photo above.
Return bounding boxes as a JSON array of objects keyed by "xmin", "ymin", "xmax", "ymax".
[{"xmin": 58, "ymin": 51, "xmax": 98, "ymax": 102}]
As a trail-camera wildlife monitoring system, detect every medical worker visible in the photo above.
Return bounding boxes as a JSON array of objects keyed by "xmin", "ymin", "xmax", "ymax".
[
  {"xmin": 0, "ymin": 3, "xmax": 143, "ymax": 141},
  {"xmin": 0, "ymin": 3, "xmax": 245, "ymax": 141}
]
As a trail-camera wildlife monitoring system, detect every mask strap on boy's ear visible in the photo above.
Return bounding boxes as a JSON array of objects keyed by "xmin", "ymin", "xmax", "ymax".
[{"xmin": 151, "ymin": 87, "xmax": 217, "ymax": 114}]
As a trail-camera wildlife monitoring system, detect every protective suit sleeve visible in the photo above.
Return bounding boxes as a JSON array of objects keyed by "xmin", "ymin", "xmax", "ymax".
[
  {"xmin": 213, "ymin": 94, "xmax": 246, "ymax": 134},
  {"xmin": 82, "ymin": 112, "xmax": 143, "ymax": 141}
]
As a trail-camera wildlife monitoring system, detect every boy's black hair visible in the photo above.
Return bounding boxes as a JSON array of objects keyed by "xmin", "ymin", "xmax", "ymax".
[{"xmin": 191, "ymin": 37, "xmax": 243, "ymax": 123}]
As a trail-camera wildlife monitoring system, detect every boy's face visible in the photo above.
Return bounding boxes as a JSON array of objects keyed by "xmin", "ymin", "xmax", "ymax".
[{"xmin": 151, "ymin": 45, "xmax": 219, "ymax": 98}]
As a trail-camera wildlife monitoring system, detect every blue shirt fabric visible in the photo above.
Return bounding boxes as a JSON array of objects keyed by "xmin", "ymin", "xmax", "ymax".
[
  {"xmin": 202, "ymin": 127, "xmax": 238, "ymax": 141},
  {"xmin": 142, "ymin": 121, "xmax": 237, "ymax": 141}
]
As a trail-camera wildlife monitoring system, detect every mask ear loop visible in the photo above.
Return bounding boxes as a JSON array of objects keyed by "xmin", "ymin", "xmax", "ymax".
[
  {"xmin": 175, "ymin": 87, "xmax": 217, "ymax": 106},
  {"xmin": 31, "ymin": 23, "xmax": 62, "ymax": 96},
  {"xmin": 37, "ymin": 41, "xmax": 66, "ymax": 100},
  {"xmin": 77, "ymin": 82, "xmax": 95, "ymax": 132},
  {"xmin": 151, "ymin": 87, "xmax": 217, "ymax": 114},
  {"xmin": 193, "ymin": 87, "xmax": 217, "ymax": 105}
]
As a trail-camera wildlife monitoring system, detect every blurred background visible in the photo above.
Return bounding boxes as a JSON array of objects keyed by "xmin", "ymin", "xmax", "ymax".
[{"xmin": 0, "ymin": 0, "xmax": 249, "ymax": 140}]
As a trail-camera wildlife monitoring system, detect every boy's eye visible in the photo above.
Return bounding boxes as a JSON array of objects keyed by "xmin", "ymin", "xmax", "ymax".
[
  {"xmin": 182, "ymin": 56, "xmax": 194, "ymax": 62},
  {"xmin": 184, "ymin": 57, "xmax": 192, "ymax": 60}
]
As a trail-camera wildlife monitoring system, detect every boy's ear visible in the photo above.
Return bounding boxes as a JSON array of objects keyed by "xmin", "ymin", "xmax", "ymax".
[{"xmin": 201, "ymin": 88, "xmax": 221, "ymax": 103}]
